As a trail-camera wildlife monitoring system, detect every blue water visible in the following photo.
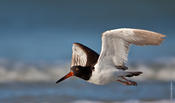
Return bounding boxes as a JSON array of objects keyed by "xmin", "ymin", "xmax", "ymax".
[
  {"xmin": 0, "ymin": 0, "xmax": 174, "ymax": 63},
  {"xmin": 0, "ymin": 81, "xmax": 174, "ymax": 103}
]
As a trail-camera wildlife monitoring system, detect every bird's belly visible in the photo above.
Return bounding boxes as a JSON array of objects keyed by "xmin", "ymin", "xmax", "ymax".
[{"xmin": 88, "ymin": 70, "xmax": 118, "ymax": 85}]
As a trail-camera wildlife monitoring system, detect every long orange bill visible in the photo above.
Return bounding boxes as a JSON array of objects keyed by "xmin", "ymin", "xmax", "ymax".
[{"xmin": 56, "ymin": 71, "xmax": 74, "ymax": 84}]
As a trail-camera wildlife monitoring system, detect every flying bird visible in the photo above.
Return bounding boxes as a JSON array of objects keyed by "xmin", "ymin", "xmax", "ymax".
[{"xmin": 56, "ymin": 28, "xmax": 165, "ymax": 86}]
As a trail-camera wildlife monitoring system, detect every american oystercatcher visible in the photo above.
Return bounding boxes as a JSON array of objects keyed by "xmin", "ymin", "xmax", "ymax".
[{"xmin": 56, "ymin": 28, "xmax": 165, "ymax": 86}]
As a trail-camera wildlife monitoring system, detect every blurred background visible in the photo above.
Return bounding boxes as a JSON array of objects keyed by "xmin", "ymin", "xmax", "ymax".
[{"xmin": 0, "ymin": 0, "xmax": 174, "ymax": 103}]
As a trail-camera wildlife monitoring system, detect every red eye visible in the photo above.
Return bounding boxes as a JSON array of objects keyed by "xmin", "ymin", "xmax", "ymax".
[{"xmin": 76, "ymin": 68, "xmax": 79, "ymax": 71}]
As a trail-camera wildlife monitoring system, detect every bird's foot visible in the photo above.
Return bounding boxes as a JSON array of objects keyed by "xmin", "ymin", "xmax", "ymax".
[
  {"xmin": 126, "ymin": 80, "xmax": 137, "ymax": 86},
  {"xmin": 117, "ymin": 79, "xmax": 137, "ymax": 86}
]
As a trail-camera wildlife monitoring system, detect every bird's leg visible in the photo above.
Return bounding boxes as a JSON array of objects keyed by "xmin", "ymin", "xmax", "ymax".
[
  {"xmin": 117, "ymin": 79, "xmax": 130, "ymax": 85},
  {"xmin": 121, "ymin": 76, "xmax": 137, "ymax": 86},
  {"xmin": 117, "ymin": 76, "xmax": 137, "ymax": 86}
]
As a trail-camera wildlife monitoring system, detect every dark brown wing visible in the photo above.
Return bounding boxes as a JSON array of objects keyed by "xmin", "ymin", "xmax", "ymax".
[{"xmin": 71, "ymin": 43, "xmax": 99, "ymax": 67}]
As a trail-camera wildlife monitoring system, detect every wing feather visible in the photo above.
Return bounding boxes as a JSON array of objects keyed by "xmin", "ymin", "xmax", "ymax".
[
  {"xmin": 96, "ymin": 28, "xmax": 166, "ymax": 69},
  {"xmin": 71, "ymin": 43, "xmax": 99, "ymax": 67}
]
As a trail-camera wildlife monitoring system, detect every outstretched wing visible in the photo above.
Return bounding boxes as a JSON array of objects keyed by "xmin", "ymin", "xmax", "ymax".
[
  {"xmin": 71, "ymin": 43, "xmax": 99, "ymax": 67},
  {"xmin": 95, "ymin": 28, "xmax": 166, "ymax": 70}
]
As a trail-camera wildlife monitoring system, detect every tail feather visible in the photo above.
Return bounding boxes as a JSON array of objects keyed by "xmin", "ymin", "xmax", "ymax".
[{"xmin": 125, "ymin": 72, "xmax": 143, "ymax": 77}]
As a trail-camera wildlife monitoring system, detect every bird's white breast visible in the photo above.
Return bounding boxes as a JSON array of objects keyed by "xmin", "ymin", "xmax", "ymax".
[{"xmin": 88, "ymin": 64, "xmax": 119, "ymax": 85}]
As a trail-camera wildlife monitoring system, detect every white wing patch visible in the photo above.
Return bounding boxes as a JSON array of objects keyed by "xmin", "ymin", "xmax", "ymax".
[
  {"xmin": 96, "ymin": 28, "xmax": 166, "ymax": 70},
  {"xmin": 112, "ymin": 38, "xmax": 129, "ymax": 66},
  {"xmin": 71, "ymin": 44, "xmax": 87, "ymax": 67}
]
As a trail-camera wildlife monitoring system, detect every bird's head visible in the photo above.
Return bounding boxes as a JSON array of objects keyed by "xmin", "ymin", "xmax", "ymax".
[{"xmin": 56, "ymin": 66, "xmax": 92, "ymax": 84}]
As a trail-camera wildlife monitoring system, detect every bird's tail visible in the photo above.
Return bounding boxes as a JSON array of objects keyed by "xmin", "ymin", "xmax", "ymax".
[{"xmin": 125, "ymin": 71, "xmax": 143, "ymax": 77}]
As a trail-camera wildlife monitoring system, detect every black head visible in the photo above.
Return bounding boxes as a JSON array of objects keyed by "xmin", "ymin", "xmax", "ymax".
[
  {"xmin": 56, "ymin": 66, "xmax": 92, "ymax": 84},
  {"xmin": 71, "ymin": 66, "xmax": 92, "ymax": 80}
]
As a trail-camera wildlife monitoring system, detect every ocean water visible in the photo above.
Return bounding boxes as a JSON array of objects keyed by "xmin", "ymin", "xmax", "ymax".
[
  {"xmin": 0, "ymin": 0, "xmax": 174, "ymax": 62},
  {"xmin": 0, "ymin": 61, "xmax": 174, "ymax": 103},
  {"xmin": 0, "ymin": 81, "xmax": 174, "ymax": 103},
  {"xmin": 0, "ymin": 0, "xmax": 175, "ymax": 103}
]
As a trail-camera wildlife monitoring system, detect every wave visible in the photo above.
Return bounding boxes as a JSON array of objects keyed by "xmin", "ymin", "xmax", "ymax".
[
  {"xmin": 0, "ymin": 60, "xmax": 70, "ymax": 82},
  {"xmin": 0, "ymin": 59, "xmax": 174, "ymax": 82}
]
